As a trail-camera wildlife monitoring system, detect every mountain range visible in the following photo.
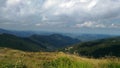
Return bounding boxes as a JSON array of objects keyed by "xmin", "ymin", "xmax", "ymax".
[
  {"xmin": 0, "ymin": 28, "xmax": 120, "ymax": 58},
  {"xmin": 64, "ymin": 33, "xmax": 114, "ymax": 42},
  {"xmin": 0, "ymin": 28, "xmax": 114, "ymax": 41},
  {"xmin": 0, "ymin": 33, "xmax": 80, "ymax": 51},
  {"xmin": 0, "ymin": 28, "xmax": 54, "ymax": 37}
]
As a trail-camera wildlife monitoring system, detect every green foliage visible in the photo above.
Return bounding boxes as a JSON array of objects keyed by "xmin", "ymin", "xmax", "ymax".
[
  {"xmin": 29, "ymin": 34, "xmax": 80, "ymax": 50},
  {"xmin": 42, "ymin": 57, "xmax": 93, "ymax": 68},
  {"xmin": 63, "ymin": 37, "xmax": 120, "ymax": 58},
  {"xmin": 106, "ymin": 62, "xmax": 120, "ymax": 68},
  {"xmin": 101, "ymin": 62, "xmax": 120, "ymax": 68},
  {"xmin": 0, "ymin": 61, "xmax": 26, "ymax": 68},
  {"xmin": 0, "ymin": 33, "xmax": 79, "ymax": 52},
  {"xmin": 0, "ymin": 33, "xmax": 46, "ymax": 51}
]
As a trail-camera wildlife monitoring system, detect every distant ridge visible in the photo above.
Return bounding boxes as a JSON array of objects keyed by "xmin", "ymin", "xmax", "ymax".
[
  {"xmin": 0, "ymin": 33, "xmax": 46, "ymax": 51},
  {"xmin": 28, "ymin": 34, "xmax": 80, "ymax": 50},
  {"xmin": 0, "ymin": 33, "xmax": 80, "ymax": 51},
  {"xmin": 0, "ymin": 28, "xmax": 54, "ymax": 37}
]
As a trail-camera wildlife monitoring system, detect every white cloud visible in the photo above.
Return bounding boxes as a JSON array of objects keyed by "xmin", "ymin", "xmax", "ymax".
[
  {"xmin": 42, "ymin": 0, "xmax": 58, "ymax": 9},
  {"xmin": 1, "ymin": 0, "xmax": 43, "ymax": 18},
  {"xmin": 0, "ymin": 0, "xmax": 120, "ymax": 30},
  {"xmin": 2, "ymin": 0, "xmax": 120, "ymax": 19},
  {"xmin": 110, "ymin": 23, "xmax": 120, "ymax": 28},
  {"xmin": 80, "ymin": 0, "xmax": 90, "ymax": 3},
  {"xmin": 42, "ymin": 16, "xmax": 48, "ymax": 21},
  {"xmin": 74, "ymin": 22, "xmax": 120, "ymax": 29},
  {"xmin": 59, "ymin": 1, "xmax": 75, "ymax": 8},
  {"xmin": 6, "ymin": 0, "xmax": 21, "ymax": 6},
  {"xmin": 87, "ymin": 0, "xmax": 98, "ymax": 10},
  {"xmin": 74, "ymin": 21, "xmax": 106, "ymax": 28},
  {"xmin": 35, "ymin": 23, "xmax": 41, "ymax": 26}
]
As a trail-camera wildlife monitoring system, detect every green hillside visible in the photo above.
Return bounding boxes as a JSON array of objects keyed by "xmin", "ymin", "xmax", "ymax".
[
  {"xmin": 0, "ymin": 33, "xmax": 80, "ymax": 51},
  {"xmin": 0, "ymin": 48, "xmax": 120, "ymax": 68},
  {"xmin": 0, "ymin": 33, "xmax": 46, "ymax": 51},
  {"xmin": 28, "ymin": 34, "xmax": 80, "ymax": 50},
  {"xmin": 62, "ymin": 37, "xmax": 120, "ymax": 58}
]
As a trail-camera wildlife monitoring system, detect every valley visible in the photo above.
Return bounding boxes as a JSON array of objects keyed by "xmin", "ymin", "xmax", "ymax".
[{"xmin": 0, "ymin": 28, "xmax": 120, "ymax": 68}]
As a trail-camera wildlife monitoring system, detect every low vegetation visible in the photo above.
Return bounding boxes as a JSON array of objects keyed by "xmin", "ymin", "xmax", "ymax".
[{"xmin": 0, "ymin": 48, "xmax": 120, "ymax": 68}]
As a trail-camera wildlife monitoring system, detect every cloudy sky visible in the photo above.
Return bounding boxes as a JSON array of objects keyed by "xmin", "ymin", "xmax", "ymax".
[{"xmin": 0, "ymin": 0, "xmax": 120, "ymax": 35}]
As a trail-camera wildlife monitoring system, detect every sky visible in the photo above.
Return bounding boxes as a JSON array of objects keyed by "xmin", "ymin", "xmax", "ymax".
[{"xmin": 0, "ymin": 0, "xmax": 120, "ymax": 35}]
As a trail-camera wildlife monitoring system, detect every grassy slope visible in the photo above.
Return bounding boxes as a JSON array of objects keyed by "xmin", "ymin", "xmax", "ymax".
[{"xmin": 0, "ymin": 48, "xmax": 120, "ymax": 68}]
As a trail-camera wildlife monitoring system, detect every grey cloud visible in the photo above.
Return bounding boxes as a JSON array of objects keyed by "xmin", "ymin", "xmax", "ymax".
[{"xmin": 0, "ymin": 0, "xmax": 120, "ymax": 31}]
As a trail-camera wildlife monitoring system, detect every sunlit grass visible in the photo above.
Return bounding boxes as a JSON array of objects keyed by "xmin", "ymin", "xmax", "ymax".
[
  {"xmin": 42, "ymin": 57, "xmax": 93, "ymax": 68},
  {"xmin": 0, "ymin": 48, "xmax": 120, "ymax": 68}
]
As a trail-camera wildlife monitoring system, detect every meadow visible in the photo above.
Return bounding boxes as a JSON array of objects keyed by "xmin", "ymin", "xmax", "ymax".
[{"xmin": 0, "ymin": 48, "xmax": 120, "ymax": 68}]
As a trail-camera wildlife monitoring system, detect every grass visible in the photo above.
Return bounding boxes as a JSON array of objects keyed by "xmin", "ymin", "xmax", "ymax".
[
  {"xmin": 0, "ymin": 61, "xmax": 26, "ymax": 68},
  {"xmin": 0, "ymin": 48, "xmax": 120, "ymax": 68},
  {"xmin": 42, "ymin": 57, "xmax": 93, "ymax": 68}
]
